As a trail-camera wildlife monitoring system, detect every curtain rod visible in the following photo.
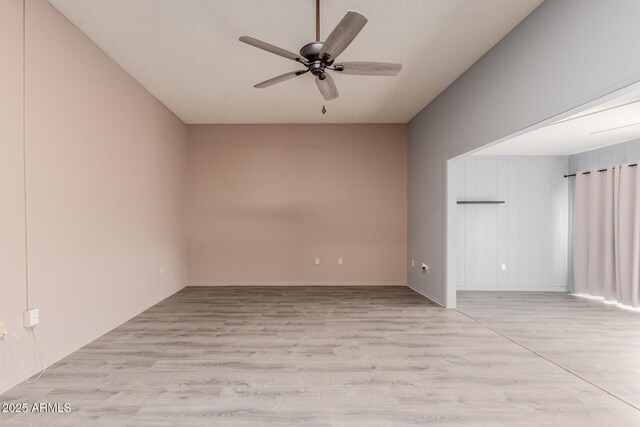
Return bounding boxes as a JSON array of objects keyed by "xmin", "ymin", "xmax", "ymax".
[{"xmin": 564, "ymin": 163, "xmax": 637, "ymax": 178}]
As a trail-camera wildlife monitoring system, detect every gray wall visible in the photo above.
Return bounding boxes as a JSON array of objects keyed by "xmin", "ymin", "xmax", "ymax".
[
  {"xmin": 568, "ymin": 138, "xmax": 640, "ymax": 173},
  {"xmin": 408, "ymin": 0, "xmax": 640, "ymax": 307},
  {"xmin": 455, "ymin": 156, "xmax": 567, "ymax": 291}
]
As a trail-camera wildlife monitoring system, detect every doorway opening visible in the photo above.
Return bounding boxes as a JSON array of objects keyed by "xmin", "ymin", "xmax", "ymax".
[{"xmin": 446, "ymin": 80, "xmax": 640, "ymax": 308}]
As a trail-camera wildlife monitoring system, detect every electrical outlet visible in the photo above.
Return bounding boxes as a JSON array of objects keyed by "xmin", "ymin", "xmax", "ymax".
[
  {"xmin": 314, "ymin": 258, "xmax": 320, "ymax": 266},
  {"xmin": 23, "ymin": 309, "xmax": 39, "ymax": 328},
  {"xmin": 0, "ymin": 321, "xmax": 6, "ymax": 338},
  {"xmin": 338, "ymin": 257, "xmax": 343, "ymax": 265}
]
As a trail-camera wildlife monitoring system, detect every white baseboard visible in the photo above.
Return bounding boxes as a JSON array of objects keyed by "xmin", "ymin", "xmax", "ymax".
[
  {"xmin": 187, "ymin": 282, "xmax": 406, "ymax": 287},
  {"xmin": 457, "ymin": 286, "xmax": 568, "ymax": 292},
  {"xmin": 407, "ymin": 283, "xmax": 446, "ymax": 307},
  {"xmin": 0, "ymin": 284, "xmax": 186, "ymax": 395}
]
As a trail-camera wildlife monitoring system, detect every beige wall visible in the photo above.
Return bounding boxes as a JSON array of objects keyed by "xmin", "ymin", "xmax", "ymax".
[
  {"xmin": 187, "ymin": 124, "xmax": 407, "ymax": 286},
  {"xmin": 0, "ymin": 0, "xmax": 187, "ymax": 393},
  {"xmin": 0, "ymin": 0, "xmax": 29, "ymax": 392}
]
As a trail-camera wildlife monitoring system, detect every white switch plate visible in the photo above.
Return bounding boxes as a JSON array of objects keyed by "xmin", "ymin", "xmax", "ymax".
[
  {"xmin": 411, "ymin": 259, "xmax": 415, "ymax": 267},
  {"xmin": 24, "ymin": 309, "xmax": 39, "ymax": 328},
  {"xmin": 314, "ymin": 258, "xmax": 320, "ymax": 266},
  {"xmin": 501, "ymin": 263, "xmax": 507, "ymax": 271},
  {"xmin": 338, "ymin": 258, "xmax": 343, "ymax": 265}
]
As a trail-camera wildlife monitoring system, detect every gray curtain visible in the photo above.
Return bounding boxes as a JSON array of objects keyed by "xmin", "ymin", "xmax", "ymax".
[{"xmin": 573, "ymin": 164, "xmax": 640, "ymax": 307}]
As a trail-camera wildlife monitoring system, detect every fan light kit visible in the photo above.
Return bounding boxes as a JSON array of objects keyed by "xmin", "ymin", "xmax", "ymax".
[{"xmin": 239, "ymin": 0, "xmax": 402, "ymax": 101}]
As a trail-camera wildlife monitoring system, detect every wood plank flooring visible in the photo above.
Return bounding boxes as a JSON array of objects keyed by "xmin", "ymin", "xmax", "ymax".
[
  {"xmin": 457, "ymin": 291, "xmax": 640, "ymax": 412},
  {"xmin": 1, "ymin": 286, "xmax": 639, "ymax": 426}
]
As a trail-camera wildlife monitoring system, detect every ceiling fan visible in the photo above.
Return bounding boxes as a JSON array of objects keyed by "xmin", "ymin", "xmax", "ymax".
[{"xmin": 239, "ymin": 0, "xmax": 402, "ymax": 101}]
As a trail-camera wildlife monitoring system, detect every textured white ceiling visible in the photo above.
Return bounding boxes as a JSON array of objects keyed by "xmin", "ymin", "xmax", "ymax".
[
  {"xmin": 477, "ymin": 85, "xmax": 640, "ymax": 156},
  {"xmin": 48, "ymin": 0, "xmax": 542, "ymax": 123}
]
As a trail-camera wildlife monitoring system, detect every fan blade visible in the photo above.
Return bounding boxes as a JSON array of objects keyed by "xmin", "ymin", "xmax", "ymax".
[
  {"xmin": 239, "ymin": 36, "xmax": 306, "ymax": 62},
  {"xmin": 315, "ymin": 73, "xmax": 339, "ymax": 100},
  {"xmin": 319, "ymin": 11, "xmax": 367, "ymax": 61},
  {"xmin": 336, "ymin": 61, "xmax": 402, "ymax": 76},
  {"xmin": 254, "ymin": 70, "xmax": 308, "ymax": 88}
]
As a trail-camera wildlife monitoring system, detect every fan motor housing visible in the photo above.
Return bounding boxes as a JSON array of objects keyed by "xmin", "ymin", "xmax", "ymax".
[
  {"xmin": 309, "ymin": 62, "xmax": 325, "ymax": 77},
  {"xmin": 300, "ymin": 42, "xmax": 333, "ymax": 77},
  {"xmin": 300, "ymin": 42, "xmax": 323, "ymax": 61}
]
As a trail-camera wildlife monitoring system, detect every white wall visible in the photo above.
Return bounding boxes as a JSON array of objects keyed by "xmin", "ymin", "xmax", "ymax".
[
  {"xmin": 455, "ymin": 156, "xmax": 568, "ymax": 291},
  {"xmin": 408, "ymin": 0, "xmax": 640, "ymax": 307}
]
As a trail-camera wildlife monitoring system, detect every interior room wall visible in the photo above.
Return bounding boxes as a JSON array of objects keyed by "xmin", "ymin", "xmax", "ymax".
[
  {"xmin": 187, "ymin": 124, "xmax": 407, "ymax": 286},
  {"xmin": 408, "ymin": 0, "xmax": 640, "ymax": 307},
  {"xmin": 0, "ymin": 0, "xmax": 29, "ymax": 394},
  {"xmin": 568, "ymin": 138, "xmax": 640, "ymax": 173},
  {"xmin": 0, "ymin": 0, "xmax": 187, "ymax": 394},
  {"xmin": 454, "ymin": 156, "xmax": 568, "ymax": 291}
]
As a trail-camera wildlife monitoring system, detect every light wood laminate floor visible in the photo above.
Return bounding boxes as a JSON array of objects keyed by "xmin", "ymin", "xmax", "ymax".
[
  {"xmin": 457, "ymin": 291, "xmax": 640, "ymax": 412},
  {"xmin": 1, "ymin": 286, "xmax": 639, "ymax": 426}
]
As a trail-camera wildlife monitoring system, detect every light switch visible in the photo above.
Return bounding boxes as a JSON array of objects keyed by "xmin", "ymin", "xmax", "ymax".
[{"xmin": 314, "ymin": 258, "xmax": 320, "ymax": 266}]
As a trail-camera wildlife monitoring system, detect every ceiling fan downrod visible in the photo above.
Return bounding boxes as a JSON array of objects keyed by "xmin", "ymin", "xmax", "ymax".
[{"xmin": 316, "ymin": 0, "xmax": 320, "ymax": 42}]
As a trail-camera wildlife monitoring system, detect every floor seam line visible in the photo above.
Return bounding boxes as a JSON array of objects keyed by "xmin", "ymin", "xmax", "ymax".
[{"xmin": 455, "ymin": 308, "xmax": 640, "ymax": 413}]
